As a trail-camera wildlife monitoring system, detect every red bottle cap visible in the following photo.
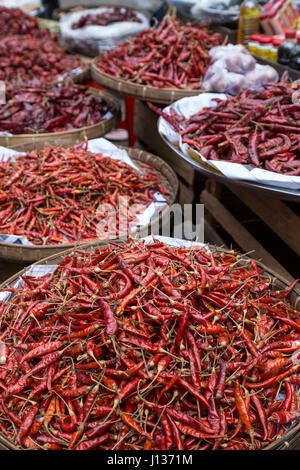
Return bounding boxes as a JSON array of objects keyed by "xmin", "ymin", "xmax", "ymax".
[
  {"xmin": 285, "ymin": 30, "xmax": 296, "ymax": 39},
  {"xmin": 273, "ymin": 38, "xmax": 284, "ymax": 47},
  {"xmin": 259, "ymin": 36, "xmax": 272, "ymax": 44}
]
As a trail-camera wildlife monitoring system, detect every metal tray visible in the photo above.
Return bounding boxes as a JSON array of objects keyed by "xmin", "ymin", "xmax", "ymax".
[{"xmin": 159, "ymin": 125, "xmax": 300, "ymax": 202}]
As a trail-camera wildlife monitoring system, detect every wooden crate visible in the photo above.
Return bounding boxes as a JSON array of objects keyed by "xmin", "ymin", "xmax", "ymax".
[
  {"xmin": 0, "ymin": 259, "xmax": 27, "ymax": 284},
  {"xmin": 200, "ymin": 182, "xmax": 300, "ymax": 282}
]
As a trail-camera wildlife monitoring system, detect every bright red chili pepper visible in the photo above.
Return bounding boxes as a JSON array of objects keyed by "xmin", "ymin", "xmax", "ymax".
[
  {"xmin": 0, "ymin": 240, "xmax": 298, "ymax": 451},
  {"xmin": 0, "ymin": 142, "xmax": 166, "ymax": 245}
]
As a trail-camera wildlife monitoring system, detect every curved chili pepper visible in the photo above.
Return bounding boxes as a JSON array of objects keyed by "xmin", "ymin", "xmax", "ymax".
[
  {"xmin": 20, "ymin": 340, "xmax": 63, "ymax": 364},
  {"xmin": 121, "ymin": 413, "xmax": 153, "ymax": 441},
  {"xmin": 98, "ymin": 299, "xmax": 118, "ymax": 336},
  {"xmin": 234, "ymin": 381, "xmax": 254, "ymax": 446},
  {"xmin": 60, "ymin": 398, "xmax": 77, "ymax": 433},
  {"xmin": 251, "ymin": 394, "xmax": 268, "ymax": 441},
  {"xmin": 271, "ymin": 410, "xmax": 300, "ymax": 424}
]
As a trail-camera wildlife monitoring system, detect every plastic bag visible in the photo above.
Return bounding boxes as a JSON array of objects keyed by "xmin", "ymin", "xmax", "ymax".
[
  {"xmin": 225, "ymin": 72, "xmax": 247, "ymax": 95},
  {"xmin": 59, "ymin": 7, "xmax": 150, "ymax": 57},
  {"xmin": 225, "ymin": 52, "xmax": 256, "ymax": 73},
  {"xmin": 202, "ymin": 73, "xmax": 229, "ymax": 93},
  {"xmin": 245, "ymin": 64, "xmax": 279, "ymax": 89},
  {"xmin": 191, "ymin": 0, "xmax": 241, "ymax": 24},
  {"xmin": 203, "ymin": 44, "xmax": 279, "ymax": 95},
  {"xmin": 203, "ymin": 59, "xmax": 226, "ymax": 80},
  {"xmin": 202, "ymin": 70, "xmax": 247, "ymax": 95},
  {"xmin": 209, "ymin": 44, "xmax": 250, "ymax": 61}
]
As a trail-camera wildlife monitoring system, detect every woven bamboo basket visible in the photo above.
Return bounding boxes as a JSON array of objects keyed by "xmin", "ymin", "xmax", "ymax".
[
  {"xmin": 0, "ymin": 88, "xmax": 120, "ymax": 148},
  {"xmin": 71, "ymin": 62, "xmax": 90, "ymax": 83},
  {"xmin": 91, "ymin": 59, "xmax": 205, "ymax": 105},
  {"xmin": 0, "ymin": 245, "xmax": 299, "ymax": 451},
  {"xmin": 0, "ymin": 143, "xmax": 178, "ymax": 263}
]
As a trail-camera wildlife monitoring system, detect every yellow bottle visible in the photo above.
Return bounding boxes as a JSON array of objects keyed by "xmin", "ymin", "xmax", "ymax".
[{"xmin": 237, "ymin": 0, "xmax": 260, "ymax": 47}]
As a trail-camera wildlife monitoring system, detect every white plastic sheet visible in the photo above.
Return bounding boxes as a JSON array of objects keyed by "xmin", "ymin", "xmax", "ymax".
[{"xmin": 59, "ymin": 7, "xmax": 150, "ymax": 56}]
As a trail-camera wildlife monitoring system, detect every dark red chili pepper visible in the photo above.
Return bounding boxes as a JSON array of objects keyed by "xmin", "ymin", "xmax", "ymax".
[
  {"xmin": 150, "ymin": 80, "xmax": 300, "ymax": 175},
  {"xmin": 15, "ymin": 404, "xmax": 39, "ymax": 445},
  {"xmin": 216, "ymin": 360, "xmax": 227, "ymax": 400},
  {"xmin": 72, "ymin": 7, "xmax": 142, "ymax": 29},
  {"xmin": 271, "ymin": 410, "xmax": 300, "ymax": 424},
  {"xmin": 0, "ymin": 6, "xmax": 57, "ymax": 40}
]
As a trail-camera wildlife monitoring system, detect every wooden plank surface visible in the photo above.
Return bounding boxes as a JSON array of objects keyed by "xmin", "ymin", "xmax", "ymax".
[
  {"xmin": 204, "ymin": 220, "xmax": 226, "ymax": 247},
  {"xmin": 229, "ymin": 187, "xmax": 300, "ymax": 257},
  {"xmin": 201, "ymin": 189, "xmax": 294, "ymax": 282},
  {"xmin": 0, "ymin": 260, "xmax": 27, "ymax": 284},
  {"xmin": 178, "ymin": 180, "xmax": 195, "ymax": 205}
]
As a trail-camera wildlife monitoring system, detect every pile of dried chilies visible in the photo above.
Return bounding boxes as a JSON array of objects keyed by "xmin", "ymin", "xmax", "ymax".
[
  {"xmin": 0, "ymin": 36, "xmax": 84, "ymax": 83},
  {"xmin": 95, "ymin": 15, "xmax": 222, "ymax": 89},
  {"xmin": 0, "ymin": 80, "xmax": 114, "ymax": 135},
  {"xmin": 0, "ymin": 6, "xmax": 57, "ymax": 40},
  {"xmin": 150, "ymin": 75, "xmax": 300, "ymax": 175},
  {"xmin": 0, "ymin": 240, "xmax": 299, "ymax": 450},
  {"xmin": 0, "ymin": 142, "xmax": 167, "ymax": 245},
  {"xmin": 71, "ymin": 7, "xmax": 142, "ymax": 29}
]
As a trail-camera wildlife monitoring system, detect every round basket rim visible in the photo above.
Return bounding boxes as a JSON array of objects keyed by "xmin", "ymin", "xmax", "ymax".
[
  {"xmin": 2, "ymin": 242, "xmax": 298, "ymax": 293},
  {"xmin": 70, "ymin": 61, "xmax": 90, "ymax": 82},
  {"xmin": 91, "ymin": 59, "xmax": 205, "ymax": 104}
]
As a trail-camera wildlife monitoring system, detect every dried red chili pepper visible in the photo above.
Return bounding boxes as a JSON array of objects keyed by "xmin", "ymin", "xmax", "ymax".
[
  {"xmin": 72, "ymin": 7, "xmax": 142, "ymax": 29},
  {"xmin": 0, "ymin": 80, "xmax": 113, "ymax": 134},
  {"xmin": 95, "ymin": 14, "xmax": 221, "ymax": 90},
  {"xmin": 151, "ymin": 79, "xmax": 300, "ymax": 175},
  {"xmin": 0, "ymin": 34, "xmax": 84, "ymax": 84},
  {"xmin": 0, "ymin": 6, "xmax": 57, "ymax": 40},
  {"xmin": 0, "ymin": 141, "xmax": 166, "ymax": 245},
  {"xmin": 0, "ymin": 240, "xmax": 298, "ymax": 451}
]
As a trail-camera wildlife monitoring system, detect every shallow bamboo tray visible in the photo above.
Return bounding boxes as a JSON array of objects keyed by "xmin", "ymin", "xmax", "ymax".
[
  {"xmin": 0, "ymin": 143, "xmax": 178, "ymax": 263},
  {"xmin": 0, "ymin": 88, "xmax": 120, "ymax": 148},
  {"xmin": 0, "ymin": 245, "xmax": 299, "ymax": 450},
  {"xmin": 91, "ymin": 59, "xmax": 205, "ymax": 105}
]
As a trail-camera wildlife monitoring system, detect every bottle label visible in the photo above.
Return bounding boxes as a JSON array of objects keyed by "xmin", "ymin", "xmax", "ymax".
[
  {"xmin": 238, "ymin": 17, "xmax": 259, "ymax": 45},
  {"xmin": 239, "ymin": 17, "xmax": 259, "ymax": 34}
]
